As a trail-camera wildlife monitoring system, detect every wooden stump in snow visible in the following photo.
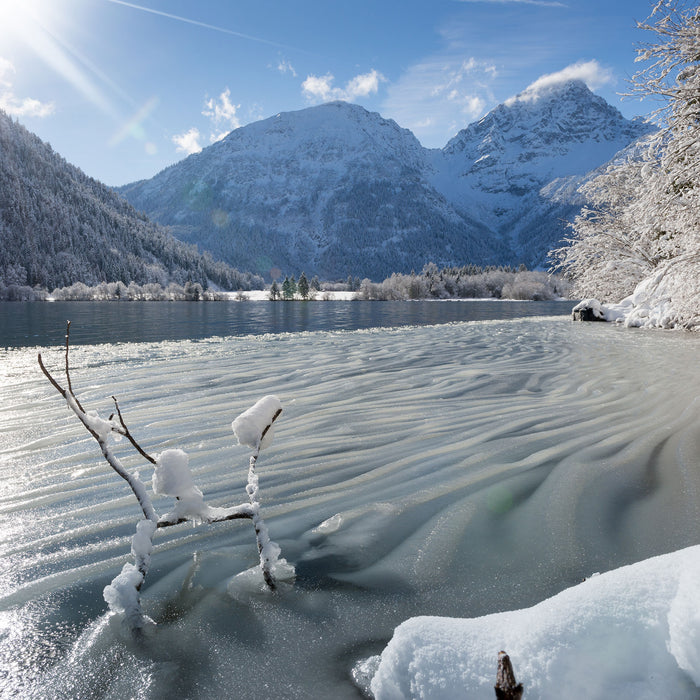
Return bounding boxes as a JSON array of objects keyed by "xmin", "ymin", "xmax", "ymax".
[{"xmin": 495, "ymin": 651, "xmax": 523, "ymax": 700}]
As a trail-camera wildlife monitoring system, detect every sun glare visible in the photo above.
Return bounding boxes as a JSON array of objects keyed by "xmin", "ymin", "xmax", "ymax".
[{"xmin": 0, "ymin": 0, "xmax": 42, "ymax": 37}]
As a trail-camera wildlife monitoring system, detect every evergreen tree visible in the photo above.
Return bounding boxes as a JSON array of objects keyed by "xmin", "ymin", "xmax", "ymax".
[
  {"xmin": 282, "ymin": 276, "xmax": 295, "ymax": 300},
  {"xmin": 298, "ymin": 272, "xmax": 310, "ymax": 300},
  {"xmin": 269, "ymin": 280, "xmax": 281, "ymax": 300}
]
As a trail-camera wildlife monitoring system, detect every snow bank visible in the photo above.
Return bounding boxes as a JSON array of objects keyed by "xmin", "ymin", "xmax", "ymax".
[
  {"xmin": 232, "ymin": 395, "xmax": 282, "ymax": 450},
  {"xmin": 367, "ymin": 545, "xmax": 700, "ymax": 699},
  {"xmin": 574, "ymin": 256, "xmax": 699, "ymax": 330}
]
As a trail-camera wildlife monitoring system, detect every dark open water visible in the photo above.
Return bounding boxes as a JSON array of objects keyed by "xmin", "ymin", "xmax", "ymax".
[{"xmin": 0, "ymin": 300, "xmax": 574, "ymax": 347}]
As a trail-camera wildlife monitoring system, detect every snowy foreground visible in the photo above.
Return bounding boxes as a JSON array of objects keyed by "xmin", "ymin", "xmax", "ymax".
[
  {"xmin": 363, "ymin": 545, "xmax": 700, "ymax": 698},
  {"xmin": 1, "ymin": 316, "xmax": 700, "ymax": 698}
]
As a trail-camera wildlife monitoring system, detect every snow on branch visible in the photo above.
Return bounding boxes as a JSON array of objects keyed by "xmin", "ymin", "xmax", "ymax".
[
  {"xmin": 39, "ymin": 323, "xmax": 291, "ymax": 632},
  {"xmin": 233, "ymin": 395, "xmax": 284, "ymax": 590}
]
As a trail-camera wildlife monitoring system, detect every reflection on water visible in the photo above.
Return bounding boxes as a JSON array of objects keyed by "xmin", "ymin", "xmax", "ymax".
[{"xmin": 1, "ymin": 317, "xmax": 699, "ymax": 698}]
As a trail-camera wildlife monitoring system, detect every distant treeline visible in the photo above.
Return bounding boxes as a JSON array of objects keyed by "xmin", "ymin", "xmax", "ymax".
[
  {"xmin": 0, "ymin": 280, "xmax": 229, "ymax": 301},
  {"xmin": 1, "ymin": 264, "xmax": 569, "ymax": 302},
  {"xmin": 357, "ymin": 263, "xmax": 569, "ymax": 300}
]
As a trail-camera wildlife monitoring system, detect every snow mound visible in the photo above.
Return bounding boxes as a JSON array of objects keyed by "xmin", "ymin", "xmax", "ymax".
[
  {"xmin": 232, "ymin": 395, "xmax": 282, "ymax": 450},
  {"xmin": 574, "ymin": 255, "xmax": 699, "ymax": 331},
  {"xmin": 153, "ymin": 448, "xmax": 208, "ymax": 522},
  {"xmin": 368, "ymin": 545, "xmax": 700, "ymax": 699}
]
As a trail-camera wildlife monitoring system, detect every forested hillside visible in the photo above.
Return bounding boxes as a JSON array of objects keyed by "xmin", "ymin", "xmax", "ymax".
[{"xmin": 0, "ymin": 111, "xmax": 262, "ymax": 295}]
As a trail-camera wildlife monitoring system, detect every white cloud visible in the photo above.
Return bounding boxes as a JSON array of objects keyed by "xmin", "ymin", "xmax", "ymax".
[
  {"xmin": 172, "ymin": 127, "xmax": 202, "ymax": 154},
  {"xmin": 0, "ymin": 57, "xmax": 54, "ymax": 118},
  {"xmin": 508, "ymin": 60, "xmax": 614, "ymax": 104},
  {"xmin": 277, "ymin": 59, "xmax": 297, "ymax": 78},
  {"xmin": 173, "ymin": 87, "xmax": 243, "ymax": 156},
  {"xmin": 302, "ymin": 69, "xmax": 385, "ymax": 103},
  {"xmin": 202, "ymin": 87, "xmax": 240, "ymax": 141},
  {"xmin": 381, "ymin": 56, "xmax": 496, "ymax": 147}
]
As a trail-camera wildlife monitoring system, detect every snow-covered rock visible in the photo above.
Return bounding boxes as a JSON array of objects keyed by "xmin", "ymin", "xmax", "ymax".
[
  {"xmin": 572, "ymin": 253, "xmax": 699, "ymax": 330},
  {"xmin": 365, "ymin": 545, "xmax": 700, "ymax": 699}
]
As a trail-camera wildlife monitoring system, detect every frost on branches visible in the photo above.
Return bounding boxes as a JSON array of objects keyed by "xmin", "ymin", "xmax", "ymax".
[
  {"xmin": 552, "ymin": 1, "xmax": 700, "ymax": 330},
  {"xmin": 39, "ymin": 323, "xmax": 292, "ymax": 634}
]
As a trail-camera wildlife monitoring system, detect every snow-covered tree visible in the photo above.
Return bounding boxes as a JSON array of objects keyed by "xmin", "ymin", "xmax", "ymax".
[
  {"xmin": 552, "ymin": 0, "xmax": 700, "ymax": 329},
  {"xmin": 268, "ymin": 280, "xmax": 281, "ymax": 300},
  {"xmin": 281, "ymin": 275, "xmax": 297, "ymax": 300}
]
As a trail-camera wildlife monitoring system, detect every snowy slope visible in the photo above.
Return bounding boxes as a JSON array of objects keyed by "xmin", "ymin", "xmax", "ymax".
[
  {"xmin": 0, "ymin": 110, "xmax": 259, "ymax": 291},
  {"xmin": 366, "ymin": 545, "xmax": 700, "ymax": 699},
  {"xmin": 120, "ymin": 84, "xmax": 653, "ymax": 280}
]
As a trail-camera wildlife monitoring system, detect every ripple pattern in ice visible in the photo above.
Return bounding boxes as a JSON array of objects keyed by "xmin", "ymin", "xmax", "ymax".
[{"xmin": 1, "ymin": 318, "xmax": 699, "ymax": 698}]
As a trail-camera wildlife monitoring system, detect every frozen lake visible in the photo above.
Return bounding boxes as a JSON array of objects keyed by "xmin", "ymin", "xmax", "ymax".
[{"xmin": 1, "ymin": 307, "xmax": 699, "ymax": 698}]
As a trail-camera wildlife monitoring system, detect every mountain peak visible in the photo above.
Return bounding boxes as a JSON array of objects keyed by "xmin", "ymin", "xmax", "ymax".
[
  {"xmin": 443, "ymin": 77, "xmax": 651, "ymax": 163},
  {"xmin": 504, "ymin": 78, "xmax": 593, "ymax": 107}
]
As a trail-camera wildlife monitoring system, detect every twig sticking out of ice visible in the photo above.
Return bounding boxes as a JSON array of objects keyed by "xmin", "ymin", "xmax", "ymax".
[
  {"xmin": 39, "ymin": 328, "xmax": 292, "ymax": 634},
  {"xmin": 246, "ymin": 454, "xmax": 281, "ymax": 589},
  {"xmin": 232, "ymin": 395, "xmax": 282, "ymax": 450},
  {"xmin": 232, "ymin": 395, "xmax": 287, "ymax": 590},
  {"xmin": 103, "ymin": 518, "xmax": 157, "ymax": 631}
]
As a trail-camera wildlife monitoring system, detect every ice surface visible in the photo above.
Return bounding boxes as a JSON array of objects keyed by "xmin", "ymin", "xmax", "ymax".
[{"xmin": 3, "ymin": 317, "xmax": 700, "ymax": 698}]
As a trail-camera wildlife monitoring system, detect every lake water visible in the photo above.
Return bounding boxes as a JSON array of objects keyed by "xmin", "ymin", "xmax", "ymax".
[
  {"xmin": 1, "ymin": 301, "xmax": 699, "ymax": 699},
  {"xmin": 0, "ymin": 299, "xmax": 574, "ymax": 347}
]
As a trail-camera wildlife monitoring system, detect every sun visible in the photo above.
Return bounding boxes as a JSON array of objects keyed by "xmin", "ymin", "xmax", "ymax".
[{"xmin": 0, "ymin": 0, "xmax": 40, "ymax": 33}]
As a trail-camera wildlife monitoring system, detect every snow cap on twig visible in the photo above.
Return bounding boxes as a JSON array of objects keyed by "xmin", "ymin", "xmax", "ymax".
[
  {"xmin": 153, "ymin": 449, "xmax": 208, "ymax": 522},
  {"xmin": 232, "ymin": 395, "xmax": 282, "ymax": 450}
]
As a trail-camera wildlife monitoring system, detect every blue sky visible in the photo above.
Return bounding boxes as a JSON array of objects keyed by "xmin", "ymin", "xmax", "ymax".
[{"xmin": 0, "ymin": 0, "xmax": 658, "ymax": 186}]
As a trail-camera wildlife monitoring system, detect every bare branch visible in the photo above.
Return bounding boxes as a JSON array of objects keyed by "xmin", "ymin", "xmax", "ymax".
[
  {"xmin": 39, "ymin": 329, "xmax": 158, "ymax": 523},
  {"xmin": 259, "ymin": 407, "xmax": 282, "ymax": 447},
  {"xmin": 63, "ymin": 321, "xmax": 87, "ymax": 413},
  {"xmin": 110, "ymin": 395, "xmax": 157, "ymax": 465},
  {"xmin": 38, "ymin": 351, "xmax": 68, "ymax": 398}
]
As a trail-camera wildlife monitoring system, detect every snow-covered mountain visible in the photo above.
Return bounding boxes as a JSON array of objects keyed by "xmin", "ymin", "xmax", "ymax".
[
  {"xmin": 120, "ymin": 82, "xmax": 654, "ymax": 280},
  {"xmin": 120, "ymin": 102, "xmax": 500, "ymax": 281},
  {"xmin": 432, "ymin": 80, "xmax": 655, "ymax": 268}
]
